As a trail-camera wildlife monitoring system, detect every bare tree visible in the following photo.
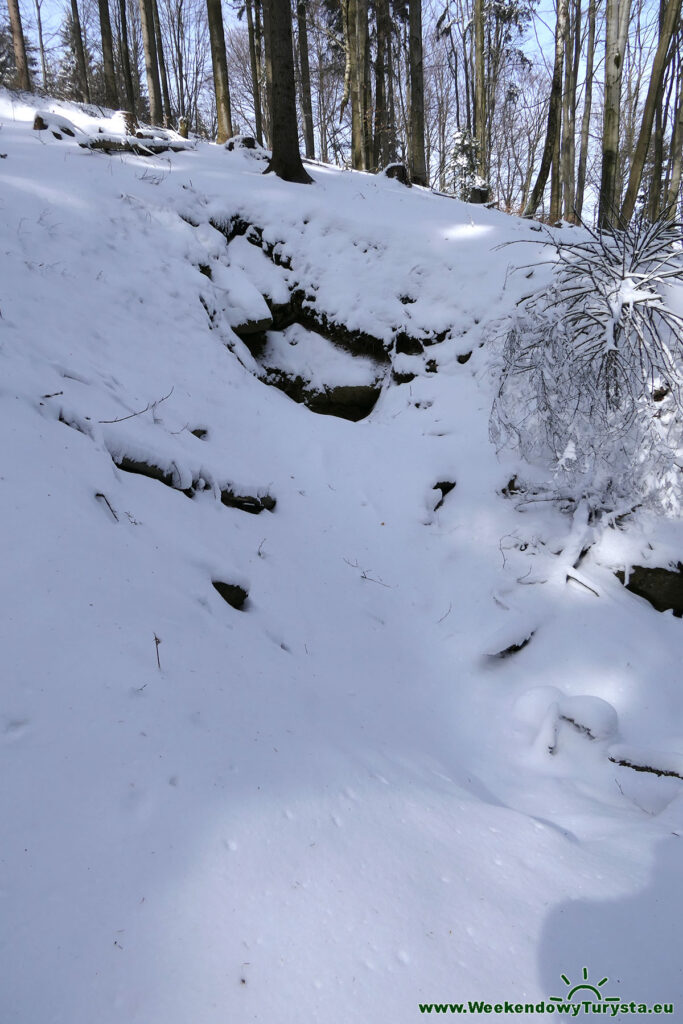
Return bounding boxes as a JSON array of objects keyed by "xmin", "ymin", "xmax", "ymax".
[
  {"xmin": 620, "ymin": 0, "xmax": 681, "ymax": 223},
  {"xmin": 139, "ymin": 0, "xmax": 162, "ymax": 122},
  {"xmin": 340, "ymin": 0, "xmax": 371, "ymax": 168},
  {"xmin": 598, "ymin": 0, "xmax": 631, "ymax": 227},
  {"xmin": 409, "ymin": 0, "xmax": 427, "ymax": 184},
  {"xmin": 296, "ymin": 0, "xmax": 315, "ymax": 157},
  {"xmin": 473, "ymin": 0, "xmax": 486, "ymax": 181},
  {"xmin": 34, "ymin": 0, "xmax": 49, "ymax": 90},
  {"xmin": 206, "ymin": 0, "xmax": 232, "ymax": 141},
  {"xmin": 98, "ymin": 0, "xmax": 119, "ymax": 106},
  {"xmin": 245, "ymin": 0, "xmax": 264, "ymax": 143},
  {"xmin": 71, "ymin": 0, "xmax": 92, "ymax": 101},
  {"xmin": 263, "ymin": 0, "xmax": 312, "ymax": 182},
  {"xmin": 152, "ymin": 0, "xmax": 173, "ymax": 123},
  {"xmin": 575, "ymin": 0, "xmax": 598, "ymax": 219},
  {"xmin": 524, "ymin": 0, "xmax": 569, "ymax": 217},
  {"xmin": 665, "ymin": 48, "xmax": 683, "ymax": 215},
  {"xmin": 7, "ymin": 0, "xmax": 31, "ymax": 90},
  {"xmin": 116, "ymin": 0, "xmax": 138, "ymax": 117}
]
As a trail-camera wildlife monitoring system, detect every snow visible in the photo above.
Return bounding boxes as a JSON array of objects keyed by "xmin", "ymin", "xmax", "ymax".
[
  {"xmin": 261, "ymin": 323, "xmax": 381, "ymax": 390},
  {"xmin": 2, "ymin": 89, "xmax": 683, "ymax": 1023}
]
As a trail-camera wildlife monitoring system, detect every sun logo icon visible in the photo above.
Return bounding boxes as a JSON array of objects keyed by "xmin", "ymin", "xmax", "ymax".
[{"xmin": 551, "ymin": 968, "xmax": 620, "ymax": 1004}]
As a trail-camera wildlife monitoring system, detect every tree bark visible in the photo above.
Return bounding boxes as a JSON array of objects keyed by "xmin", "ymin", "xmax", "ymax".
[
  {"xmin": 118, "ymin": 0, "xmax": 137, "ymax": 120},
  {"xmin": 408, "ymin": 0, "xmax": 427, "ymax": 185},
  {"xmin": 620, "ymin": 0, "xmax": 681, "ymax": 224},
  {"xmin": 7, "ymin": 0, "xmax": 31, "ymax": 91},
  {"xmin": 245, "ymin": 0, "xmax": 264, "ymax": 144},
  {"xmin": 473, "ymin": 0, "xmax": 486, "ymax": 181},
  {"xmin": 575, "ymin": 0, "xmax": 597, "ymax": 220},
  {"xmin": 262, "ymin": 0, "xmax": 312, "ymax": 183},
  {"xmin": 207, "ymin": 0, "xmax": 233, "ymax": 142},
  {"xmin": 34, "ymin": 0, "xmax": 48, "ymax": 91},
  {"xmin": 598, "ymin": 0, "xmax": 631, "ymax": 228},
  {"xmin": 295, "ymin": 1, "xmax": 315, "ymax": 159},
  {"xmin": 152, "ymin": 0, "xmax": 172, "ymax": 125},
  {"xmin": 523, "ymin": 0, "xmax": 569, "ymax": 217},
  {"xmin": 550, "ymin": 104, "xmax": 562, "ymax": 220},
  {"xmin": 139, "ymin": 0, "xmax": 162, "ymax": 124},
  {"xmin": 561, "ymin": 0, "xmax": 580, "ymax": 219},
  {"xmin": 342, "ymin": 0, "xmax": 364, "ymax": 168},
  {"xmin": 373, "ymin": 0, "xmax": 389, "ymax": 168},
  {"xmin": 98, "ymin": 0, "xmax": 119, "ymax": 108},
  {"xmin": 665, "ymin": 56, "xmax": 683, "ymax": 215},
  {"xmin": 71, "ymin": 0, "xmax": 91, "ymax": 102},
  {"xmin": 262, "ymin": 0, "xmax": 272, "ymax": 142},
  {"xmin": 360, "ymin": 0, "xmax": 372, "ymax": 168}
]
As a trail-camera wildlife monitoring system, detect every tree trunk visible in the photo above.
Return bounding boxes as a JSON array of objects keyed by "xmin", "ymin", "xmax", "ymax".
[
  {"xmin": 561, "ymin": 0, "xmax": 580, "ymax": 220},
  {"xmin": 7, "ymin": 0, "xmax": 31, "ymax": 91},
  {"xmin": 246, "ymin": 0, "xmax": 264, "ymax": 144},
  {"xmin": 118, "ymin": 0, "xmax": 137, "ymax": 120},
  {"xmin": 207, "ymin": 0, "xmax": 233, "ymax": 143},
  {"xmin": 139, "ymin": 0, "xmax": 162, "ymax": 124},
  {"xmin": 361, "ymin": 0, "xmax": 372, "ymax": 168},
  {"xmin": 386, "ymin": 16, "xmax": 397, "ymax": 161},
  {"xmin": 341, "ymin": 0, "xmax": 365, "ymax": 169},
  {"xmin": 620, "ymin": 0, "xmax": 681, "ymax": 224},
  {"xmin": 524, "ymin": 0, "xmax": 569, "ymax": 217},
  {"xmin": 71, "ymin": 0, "xmax": 91, "ymax": 102},
  {"xmin": 473, "ymin": 0, "xmax": 486, "ymax": 181},
  {"xmin": 575, "ymin": 0, "xmax": 597, "ymax": 220},
  {"xmin": 262, "ymin": 0, "xmax": 312, "ymax": 183},
  {"xmin": 34, "ymin": 0, "xmax": 48, "ymax": 91},
  {"xmin": 152, "ymin": 0, "xmax": 172, "ymax": 125},
  {"xmin": 296, "ymin": 1, "xmax": 315, "ymax": 159},
  {"xmin": 665, "ymin": 56, "xmax": 683, "ymax": 215},
  {"xmin": 598, "ymin": 0, "xmax": 631, "ymax": 228},
  {"xmin": 408, "ymin": 0, "xmax": 427, "ymax": 185},
  {"xmin": 98, "ymin": 0, "xmax": 119, "ymax": 108},
  {"xmin": 373, "ymin": 0, "xmax": 389, "ymax": 168},
  {"xmin": 262, "ymin": 0, "xmax": 272, "ymax": 142},
  {"xmin": 550, "ymin": 105, "xmax": 562, "ymax": 220}
]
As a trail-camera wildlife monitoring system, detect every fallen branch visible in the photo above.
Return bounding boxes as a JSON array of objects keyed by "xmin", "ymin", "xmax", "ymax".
[
  {"xmin": 99, "ymin": 387, "xmax": 174, "ymax": 424},
  {"xmin": 608, "ymin": 755, "xmax": 683, "ymax": 780}
]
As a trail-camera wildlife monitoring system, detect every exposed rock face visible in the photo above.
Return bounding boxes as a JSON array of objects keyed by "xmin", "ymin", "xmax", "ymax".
[
  {"xmin": 232, "ymin": 315, "xmax": 273, "ymax": 336},
  {"xmin": 226, "ymin": 136, "xmax": 264, "ymax": 154},
  {"xmin": 220, "ymin": 488, "xmax": 276, "ymax": 514},
  {"xmin": 616, "ymin": 565, "xmax": 683, "ymax": 617},
  {"xmin": 261, "ymin": 369, "xmax": 381, "ymax": 422},
  {"xmin": 383, "ymin": 163, "xmax": 411, "ymax": 187}
]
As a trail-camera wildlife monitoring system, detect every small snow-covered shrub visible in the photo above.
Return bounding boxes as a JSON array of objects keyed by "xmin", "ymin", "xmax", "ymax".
[{"xmin": 490, "ymin": 216, "xmax": 683, "ymax": 515}]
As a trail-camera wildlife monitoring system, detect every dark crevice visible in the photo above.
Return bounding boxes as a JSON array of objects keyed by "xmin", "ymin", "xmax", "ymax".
[
  {"xmin": 433, "ymin": 480, "xmax": 456, "ymax": 510},
  {"xmin": 114, "ymin": 455, "xmax": 177, "ymax": 488},
  {"xmin": 259, "ymin": 368, "xmax": 381, "ymax": 422},
  {"xmin": 490, "ymin": 632, "xmax": 534, "ymax": 659},
  {"xmin": 220, "ymin": 488, "xmax": 276, "ymax": 514},
  {"xmin": 212, "ymin": 580, "xmax": 249, "ymax": 610}
]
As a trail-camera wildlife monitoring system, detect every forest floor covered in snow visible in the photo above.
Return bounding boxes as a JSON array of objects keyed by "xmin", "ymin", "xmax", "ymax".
[{"xmin": 2, "ymin": 90, "xmax": 683, "ymax": 1023}]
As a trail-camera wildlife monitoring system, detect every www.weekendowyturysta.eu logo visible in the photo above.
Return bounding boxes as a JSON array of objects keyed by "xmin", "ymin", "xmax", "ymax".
[
  {"xmin": 551, "ymin": 967, "xmax": 619, "ymax": 1007},
  {"xmin": 417, "ymin": 967, "xmax": 674, "ymax": 1015}
]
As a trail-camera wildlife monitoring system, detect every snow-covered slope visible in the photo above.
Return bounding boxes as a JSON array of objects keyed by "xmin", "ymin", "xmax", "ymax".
[{"xmin": 2, "ymin": 91, "xmax": 683, "ymax": 1023}]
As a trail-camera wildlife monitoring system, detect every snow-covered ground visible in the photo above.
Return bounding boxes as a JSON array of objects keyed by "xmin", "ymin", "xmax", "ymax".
[{"xmin": 2, "ymin": 91, "xmax": 683, "ymax": 1023}]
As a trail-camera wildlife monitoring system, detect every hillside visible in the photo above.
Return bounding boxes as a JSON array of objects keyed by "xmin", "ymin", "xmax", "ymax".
[{"xmin": 2, "ymin": 92, "xmax": 683, "ymax": 1023}]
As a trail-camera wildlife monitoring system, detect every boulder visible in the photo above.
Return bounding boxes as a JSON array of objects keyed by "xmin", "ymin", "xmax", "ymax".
[{"xmin": 616, "ymin": 564, "xmax": 683, "ymax": 616}]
